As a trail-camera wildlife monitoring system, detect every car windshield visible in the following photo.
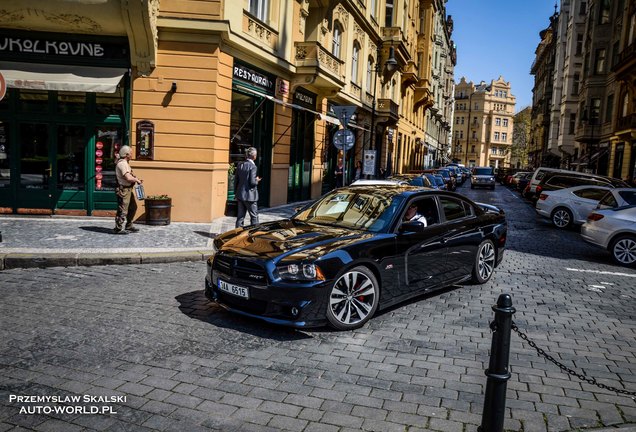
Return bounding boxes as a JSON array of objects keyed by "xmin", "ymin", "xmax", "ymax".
[
  {"xmin": 474, "ymin": 168, "xmax": 493, "ymax": 175},
  {"xmin": 294, "ymin": 189, "xmax": 404, "ymax": 233}
]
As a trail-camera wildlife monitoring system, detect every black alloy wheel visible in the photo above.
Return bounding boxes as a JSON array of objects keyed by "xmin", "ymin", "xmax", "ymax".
[
  {"xmin": 326, "ymin": 266, "xmax": 379, "ymax": 330},
  {"xmin": 471, "ymin": 240, "xmax": 496, "ymax": 284}
]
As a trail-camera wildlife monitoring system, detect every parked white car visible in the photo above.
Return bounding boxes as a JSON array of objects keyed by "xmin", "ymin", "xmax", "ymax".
[
  {"xmin": 535, "ymin": 185, "xmax": 610, "ymax": 229},
  {"xmin": 597, "ymin": 188, "xmax": 636, "ymax": 209},
  {"xmin": 581, "ymin": 205, "xmax": 636, "ymax": 267}
]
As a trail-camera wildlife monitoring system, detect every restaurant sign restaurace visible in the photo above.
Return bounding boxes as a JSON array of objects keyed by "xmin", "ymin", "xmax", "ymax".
[{"xmin": 232, "ymin": 61, "xmax": 275, "ymax": 95}]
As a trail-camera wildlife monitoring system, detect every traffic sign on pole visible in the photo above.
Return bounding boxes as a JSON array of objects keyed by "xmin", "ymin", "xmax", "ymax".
[
  {"xmin": 333, "ymin": 129, "xmax": 355, "ymax": 151},
  {"xmin": 332, "ymin": 106, "xmax": 357, "ymax": 128}
]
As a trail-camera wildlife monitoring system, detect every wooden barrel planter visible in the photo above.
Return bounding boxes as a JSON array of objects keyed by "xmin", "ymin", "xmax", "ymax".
[{"xmin": 145, "ymin": 197, "xmax": 172, "ymax": 225}]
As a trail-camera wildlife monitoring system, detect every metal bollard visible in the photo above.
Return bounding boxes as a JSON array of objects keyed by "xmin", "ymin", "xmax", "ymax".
[{"xmin": 479, "ymin": 294, "xmax": 515, "ymax": 432}]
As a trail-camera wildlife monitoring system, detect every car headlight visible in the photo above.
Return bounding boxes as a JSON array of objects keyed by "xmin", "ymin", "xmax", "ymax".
[
  {"xmin": 490, "ymin": 177, "xmax": 495, "ymax": 181},
  {"xmin": 277, "ymin": 263, "xmax": 325, "ymax": 281}
]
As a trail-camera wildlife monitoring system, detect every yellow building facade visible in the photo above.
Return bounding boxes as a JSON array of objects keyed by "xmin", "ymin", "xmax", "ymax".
[{"xmin": 0, "ymin": 0, "xmax": 455, "ymax": 222}]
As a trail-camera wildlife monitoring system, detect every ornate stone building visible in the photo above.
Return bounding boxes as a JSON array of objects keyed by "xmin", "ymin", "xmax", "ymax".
[
  {"xmin": 450, "ymin": 77, "xmax": 516, "ymax": 168},
  {"xmin": 0, "ymin": 0, "xmax": 456, "ymax": 221}
]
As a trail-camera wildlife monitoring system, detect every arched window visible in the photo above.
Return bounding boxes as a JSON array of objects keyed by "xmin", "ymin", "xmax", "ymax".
[
  {"xmin": 366, "ymin": 56, "xmax": 374, "ymax": 93},
  {"xmin": 332, "ymin": 22, "xmax": 342, "ymax": 58},
  {"xmin": 351, "ymin": 42, "xmax": 360, "ymax": 84}
]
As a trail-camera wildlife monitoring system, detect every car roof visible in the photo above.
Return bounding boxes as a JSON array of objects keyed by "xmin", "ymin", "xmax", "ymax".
[{"xmin": 350, "ymin": 179, "xmax": 409, "ymax": 186}]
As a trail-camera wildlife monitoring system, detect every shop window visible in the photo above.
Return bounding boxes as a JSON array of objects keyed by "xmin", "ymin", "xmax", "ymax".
[
  {"xmin": 96, "ymin": 89, "xmax": 124, "ymax": 117},
  {"xmin": 94, "ymin": 126, "xmax": 123, "ymax": 191},
  {"xmin": 0, "ymin": 122, "xmax": 9, "ymax": 189},
  {"xmin": 58, "ymin": 92, "xmax": 86, "ymax": 115},
  {"xmin": 57, "ymin": 125, "xmax": 85, "ymax": 190},
  {"xmin": 19, "ymin": 90, "xmax": 49, "ymax": 113}
]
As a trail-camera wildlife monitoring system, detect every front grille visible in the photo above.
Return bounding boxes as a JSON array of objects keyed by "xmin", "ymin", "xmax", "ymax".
[{"xmin": 213, "ymin": 254, "xmax": 268, "ymax": 285}]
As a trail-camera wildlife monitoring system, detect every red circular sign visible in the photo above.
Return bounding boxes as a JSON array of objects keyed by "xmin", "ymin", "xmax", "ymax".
[
  {"xmin": 95, "ymin": 166, "xmax": 102, "ymax": 173},
  {"xmin": 95, "ymin": 149, "xmax": 103, "ymax": 157},
  {"xmin": 95, "ymin": 158, "xmax": 103, "ymax": 165},
  {"xmin": 0, "ymin": 73, "xmax": 5, "ymax": 102},
  {"xmin": 96, "ymin": 141, "xmax": 104, "ymax": 150},
  {"xmin": 95, "ymin": 173, "xmax": 103, "ymax": 180}
]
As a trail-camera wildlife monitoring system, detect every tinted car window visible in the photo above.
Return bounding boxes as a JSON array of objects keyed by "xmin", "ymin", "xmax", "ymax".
[
  {"xmin": 440, "ymin": 197, "xmax": 467, "ymax": 221},
  {"xmin": 573, "ymin": 188, "xmax": 608, "ymax": 200},
  {"xmin": 409, "ymin": 177, "xmax": 424, "ymax": 187},
  {"xmin": 618, "ymin": 190, "xmax": 636, "ymax": 205},
  {"xmin": 474, "ymin": 168, "xmax": 493, "ymax": 175},
  {"xmin": 599, "ymin": 192, "xmax": 619, "ymax": 208}
]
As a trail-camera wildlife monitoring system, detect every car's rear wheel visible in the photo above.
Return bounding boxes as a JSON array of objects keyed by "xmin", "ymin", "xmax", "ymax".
[
  {"xmin": 472, "ymin": 240, "xmax": 496, "ymax": 284},
  {"xmin": 609, "ymin": 235, "xmax": 636, "ymax": 267},
  {"xmin": 326, "ymin": 266, "xmax": 379, "ymax": 330},
  {"xmin": 551, "ymin": 207, "xmax": 573, "ymax": 229}
]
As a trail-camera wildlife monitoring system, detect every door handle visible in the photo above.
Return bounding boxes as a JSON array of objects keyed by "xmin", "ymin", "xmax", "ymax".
[{"xmin": 44, "ymin": 164, "xmax": 52, "ymax": 176}]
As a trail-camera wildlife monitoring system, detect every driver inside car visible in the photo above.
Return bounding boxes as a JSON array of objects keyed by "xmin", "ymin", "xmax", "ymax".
[{"xmin": 403, "ymin": 203, "xmax": 427, "ymax": 226}]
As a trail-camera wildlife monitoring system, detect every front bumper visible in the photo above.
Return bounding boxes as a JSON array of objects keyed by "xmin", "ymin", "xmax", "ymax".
[{"xmin": 205, "ymin": 269, "xmax": 330, "ymax": 328}]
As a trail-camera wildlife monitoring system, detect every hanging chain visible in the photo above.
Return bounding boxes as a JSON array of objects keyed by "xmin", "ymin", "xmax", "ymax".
[{"xmin": 511, "ymin": 322, "xmax": 636, "ymax": 397}]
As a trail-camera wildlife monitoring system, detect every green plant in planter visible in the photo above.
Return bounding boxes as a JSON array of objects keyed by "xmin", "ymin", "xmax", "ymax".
[
  {"xmin": 146, "ymin": 194, "xmax": 170, "ymax": 200},
  {"xmin": 228, "ymin": 162, "xmax": 236, "ymax": 176}
]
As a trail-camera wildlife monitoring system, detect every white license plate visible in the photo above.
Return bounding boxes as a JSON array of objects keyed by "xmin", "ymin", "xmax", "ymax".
[{"xmin": 218, "ymin": 279, "xmax": 250, "ymax": 299}]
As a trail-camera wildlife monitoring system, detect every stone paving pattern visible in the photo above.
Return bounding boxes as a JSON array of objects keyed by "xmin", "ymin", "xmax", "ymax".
[{"xmin": 0, "ymin": 184, "xmax": 635, "ymax": 431}]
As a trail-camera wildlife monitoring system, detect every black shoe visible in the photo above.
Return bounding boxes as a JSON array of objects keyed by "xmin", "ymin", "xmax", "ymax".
[
  {"xmin": 113, "ymin": 228, "xmax": 128, "ymax": 235},
  {"xmin": 125, "ymin": 226, "xmax": 139, "ymax": 233}
]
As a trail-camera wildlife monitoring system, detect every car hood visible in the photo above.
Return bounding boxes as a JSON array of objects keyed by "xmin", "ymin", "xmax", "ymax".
[{"xmin": 216, "ymin": 219, "xmax": 374, "ymax": 261}]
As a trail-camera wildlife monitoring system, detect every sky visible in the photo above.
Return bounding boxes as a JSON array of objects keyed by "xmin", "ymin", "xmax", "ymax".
[{"xmin": 446, "ymin": 0, "xmax": 558, "ymax": 112}]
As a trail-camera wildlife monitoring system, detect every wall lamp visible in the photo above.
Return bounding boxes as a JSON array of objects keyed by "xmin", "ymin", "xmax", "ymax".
[{"xmin": 170, "ymin": 82, "xmax": 177, "ymax": 93}]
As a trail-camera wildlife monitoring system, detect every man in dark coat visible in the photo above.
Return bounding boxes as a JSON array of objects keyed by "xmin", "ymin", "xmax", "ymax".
[{"xmin": 234, "ymin": 147, "xmax": 261, "ymax": 228}]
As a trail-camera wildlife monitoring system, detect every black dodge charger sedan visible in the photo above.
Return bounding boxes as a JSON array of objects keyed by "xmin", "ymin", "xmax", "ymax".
[{"xmin": 205, "ymin": 186, "xmax": 507, "ymax": 330}]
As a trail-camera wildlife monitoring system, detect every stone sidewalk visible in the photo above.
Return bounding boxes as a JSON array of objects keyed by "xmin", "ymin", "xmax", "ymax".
[{"xmin": 0, "ymin": 202, "xmax": 305, "ymax": 270}]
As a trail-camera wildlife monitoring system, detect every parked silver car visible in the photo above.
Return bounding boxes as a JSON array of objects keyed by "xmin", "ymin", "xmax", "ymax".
[
  {"xmin": 581, "ymin": 205, "xmax": 636, "ymax": 267},
  {"xmin": 535, "ymin": 185, "xmax": 610, "ymax": 229}
]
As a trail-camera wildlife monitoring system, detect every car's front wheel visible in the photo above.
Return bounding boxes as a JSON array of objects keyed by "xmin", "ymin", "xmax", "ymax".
[
  {"xmin": 551, "ymin": 207, "xmax": 573, "ymax": 229},
  {"xmin": 326, "ymin": 266, "xmax": 379, "ymax": 330},
  {"xmin": 472, "ymin": 240, "xmax": 496, "ymax": 284},
  {"xmin": 609, "ymin": 235, "xmax": 636, "ymax": 267}
]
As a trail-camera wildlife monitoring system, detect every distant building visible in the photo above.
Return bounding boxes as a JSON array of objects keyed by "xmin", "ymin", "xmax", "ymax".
[
  {"xmin": 451, "ymin": 77, "xmax": 516, "ymax": 168},
  {"xmin": 512, "ymin": 107, "xmax": 531, "ymax": 169}
]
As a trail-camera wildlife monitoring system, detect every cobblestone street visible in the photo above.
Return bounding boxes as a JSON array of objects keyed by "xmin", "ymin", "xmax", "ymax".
[{"xmin": 1, "ymin": 183, "xmax": 635, "ymax": 432}]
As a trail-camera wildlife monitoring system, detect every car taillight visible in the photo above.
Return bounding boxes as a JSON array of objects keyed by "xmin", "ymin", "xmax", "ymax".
[
  {"xmin": 587, "ymin": 213, "xmax": 604, "ymax": 221},
  {"xmin": 539, "ymin": 194, "xmax": 548, "ymax": 200},
  {"xmin": 536, "ymin": 185, "xmax": 542, "ymax": 194},
  {"xmin": 524, "ymin": 185, "xmax": 530, "ymax": 193}
]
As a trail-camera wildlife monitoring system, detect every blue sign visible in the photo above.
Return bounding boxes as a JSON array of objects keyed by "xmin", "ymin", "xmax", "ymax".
[{"xmin": 333, "ymin": 129, "xmax": 355, "ymax": 151}]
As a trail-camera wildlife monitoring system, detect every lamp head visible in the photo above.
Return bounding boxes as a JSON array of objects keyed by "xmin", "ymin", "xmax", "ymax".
[{"xmin": 385, "ymin": 47, "xmax": 397, "ymax": 72}]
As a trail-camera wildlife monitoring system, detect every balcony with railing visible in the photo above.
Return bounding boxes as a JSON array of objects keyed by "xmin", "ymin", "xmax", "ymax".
[
  {"xmin": 615, "ymin": 113, "xmax": 636, "ymax": 135},
  {"xmin": 413, "ymin": 78, "xmax": 434, "ymax": 110},
  {"xmin": 381, "ymin": 27, "xmax": 411, "ymax": 66},
  {"xmin": 376, "ymin": 98, "xmax": 400, "ymax": 125},
  {"xmin": 294, "ymin": 41, "xmax": 345, "ymax": 90},
  {"xmin": 401, "ymin": 60, "xmax": 419, "ymax": 88}
]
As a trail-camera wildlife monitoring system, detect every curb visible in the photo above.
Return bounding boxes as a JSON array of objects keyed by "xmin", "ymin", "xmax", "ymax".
[{"xmin": 0, "ymin": 250, "xmax": 214, "ymax": 271}]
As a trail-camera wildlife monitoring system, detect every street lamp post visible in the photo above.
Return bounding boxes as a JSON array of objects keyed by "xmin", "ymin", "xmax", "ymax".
[{"xmin": 369, "ymin": 46, "xmax": 397, "ymax": 178}]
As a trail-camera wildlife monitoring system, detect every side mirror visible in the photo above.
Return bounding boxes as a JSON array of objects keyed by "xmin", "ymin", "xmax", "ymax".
[{"xmin": 399, "ymin": 221, "xmax": 425, "ymax": 233}]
